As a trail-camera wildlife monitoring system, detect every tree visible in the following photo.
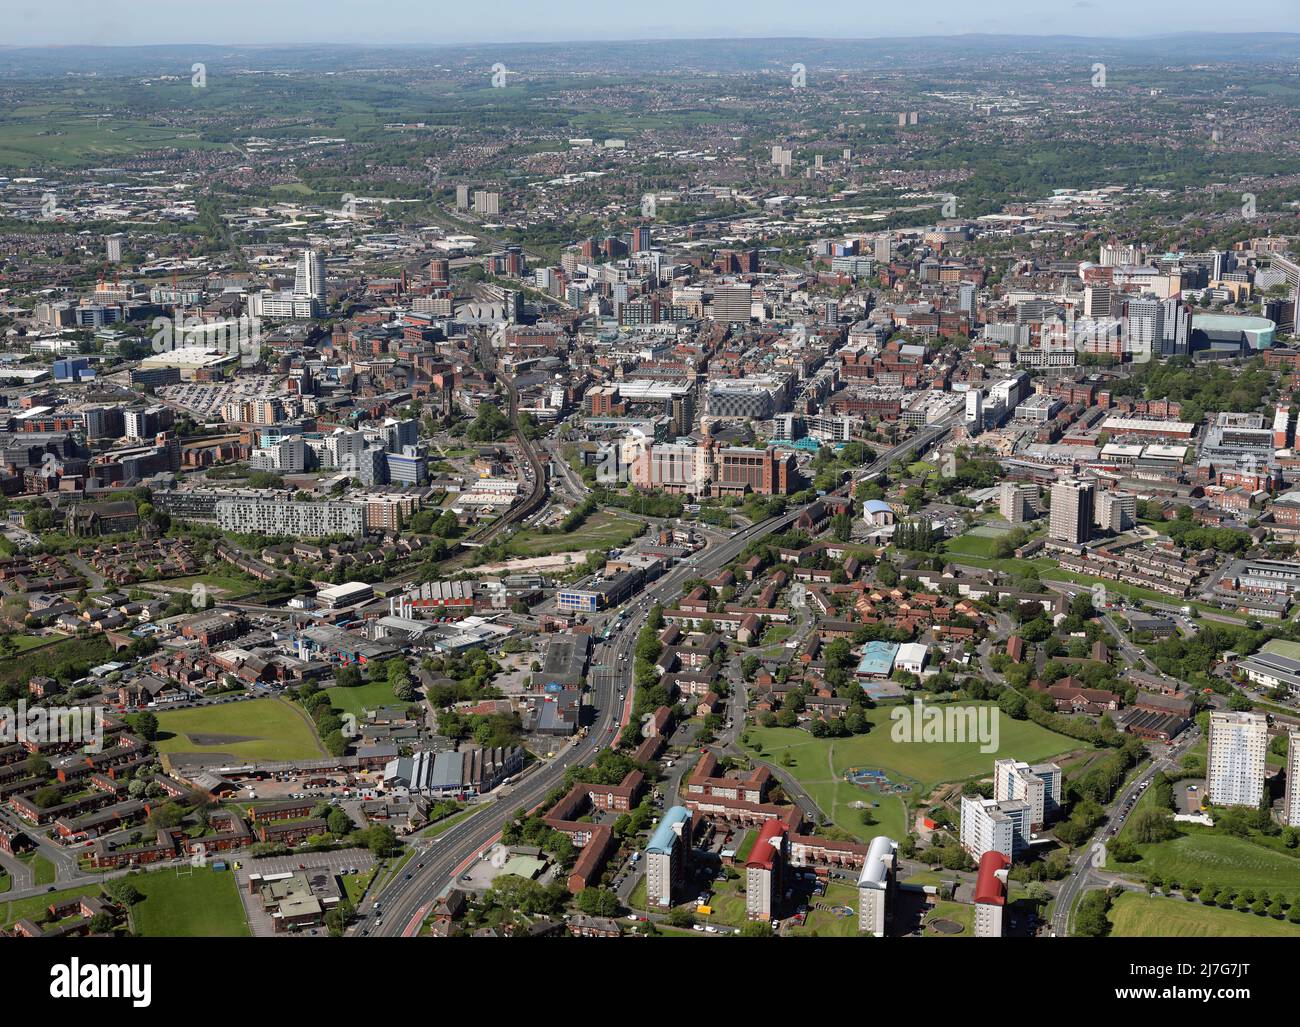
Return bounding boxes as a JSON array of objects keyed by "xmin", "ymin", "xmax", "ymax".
[
  {"xmin": 575, "ymin": 887, "xmax": 619, "ymax": 917},
  {"xmin": 740, "ymin": 920, "xmax": 774, "ymax": 937},
  {"xmin": 363, "ymin": 824, "xmax": 400, "ymax": 857},
  {"xmin": 88, "ymin": 912, "xmax": 116, "ymax": 934},
  {"xmin": 327, "ymin": 808, "xmax": 353, "ymax": 835},
  {"xmin": 128, "ymin": 711, "xmax": 159, "ymax": 740},
  {"xmin": 1073, "ymin": 889, "xmax": 1113, "ymax": 937},
  {"xmin": 325, "ymin": 899, "xmax": 354, "ymax": 936}
]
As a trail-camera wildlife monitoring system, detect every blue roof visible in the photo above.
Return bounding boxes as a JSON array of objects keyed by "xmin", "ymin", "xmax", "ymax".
[
  {"xmin": 646, "ymin": 806, "xmax": 691, "ymax": 855},
  {"xmin": 863, "ymin": 499, "xmax": 893, "ymax": 514},
  {"xmin": 856, "ymin": 640, "xmax": 899, "ymax": 677}
]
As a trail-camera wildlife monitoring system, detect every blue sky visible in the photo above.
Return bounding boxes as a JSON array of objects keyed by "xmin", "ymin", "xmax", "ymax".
[{"xmin": 2, "ymin": 0, "xmax": 1297, "ymax": 46}]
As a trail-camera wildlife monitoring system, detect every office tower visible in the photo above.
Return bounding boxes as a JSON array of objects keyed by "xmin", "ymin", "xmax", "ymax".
[
  {"xmin": 1273, "ymin": 404, "xmax": 1293, "ymax": 449},
  {"xmin": 1158, "ymin": 297, "xmax": 1190, "ymax": 356},
  {"xmin": 381, "ymin": 417, "xmax": 419, "ymax": 453},
  {"xmin": 105, "ymin": 234, "xmax": 125, "ymax": 263},
  {"xmin": 1207, "ymin": 711, "xmax": 1269, "ymax": 808},
  {"xmin": 1095, "ymin": 489, "xmax": 1137, "ymax": 532},
  {"xmin": 294, "ymin": 249, "xmax": 326, "ymax": 299},
  {"xmin": 712, "ymin": 284, "xmax": 753, "ymax": 323},
  {"xmin": 215, "ymin": 498, "xmax": 366, "ymax": 537},
  {"xmin": 1124, "ymin": 295, "xmax": 1161, "ymax": 359},
  {"xmin": 965, "ymin": 389, "xmax": 984, "ymax": 433},
  {"xmin": 1049, "ymin": 478, "xmax": 1095, "ymax": 545},
  {"xmin": 385, "ymin": 445, "xmax": 428, "ymax": 485},
  {"xmin": 669, "ymin": 393, "xmax": 694, "ymax": 437},
  {"xmin": 1268, "ymin": 255, "xmax": 1300, "ymax": 333},
  {"xmin": 744, "ymin": 820, "xmax": 788, "ymax": 921},
  {"xmin": 999, "ymin": 482, "xmax": 1039, "ymax": 525},
  {"xmin": 994, "ymin": 759, "xmax": 1062, "ymax": 828},
  {"xmin": 1100, "ymin": 242, "xmax": 1143, "ymax": 267},
  {"xmin": 645, "ymin": 806, "xmax": 692, "ymax": 907},
  {"xmin": 958, "ymin": 281, "xmax": 977, "ymax": 320},
  {"xmin": 1284, "ymin": 730, "xmax": 1300, "ymax": 827},
  {"xmin": 84, "ymin": 406, "xmax": 125, "ymax": 440},
  {"xmin": 632, "ymin": 224, "xmax": 651, "ymax": 252},
  {"xmin": 1083, "ymin": 285, "xmax": 1112, "ymax": 318},
  {"xmin": 455, "ymin": 185, "xmax": 470, "ymax": 209},
  {"xmin": 960, "ymin": 795, "xmax": 1031, "ymax": 861},
  {"xmin": 973, "ymin": 851, "xmax": 1010, "ymax": 938},
  {"xmin": 358, "ymin": 445, "xmax": 388, "ymax": 487}
]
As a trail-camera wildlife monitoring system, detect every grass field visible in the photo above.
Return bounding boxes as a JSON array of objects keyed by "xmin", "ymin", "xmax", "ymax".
[
  {"xmin": 505, "ymin": 511, "xmax": 642, "ymax": 558},
  {"xmin": 0, "ymin": 883, "xmax": 103, "ymax": 929},
  {"xmin": 326, "ymin": 679, "xmax": 401, "ymax": 719},
  {"xmin": 0, "ymin": 108, "xmax": 222, "ymax": 168},
  {"xmin": 1108, "ymin": 892, "xmax": 1300, "ymax": 938},
  {"xmin": 787, "ymin": 882, "xmax": 862, "ymax": 937},
  {"xmin": 32, "ymin": 856, "xmax": 55, "ymax": 886},
  {"xmin": 155, "ymin": 697, "xmax": 324, "ymax": 762},
  {"xmin": 925, "ymin": 900, "xmax": 974, "ymax": 936},
  {"xmin": 748, "ymin": 703, "xmax": 1083, "ymax": 793},
  {"xmin": 746, "ymin": 706, "xmax": 1081, "ymax": 842},
  {"xmin": 1262, "ymin": 639, "xmax": 1300, "ymax": 661},
  {"xmin": 151, "ymin": 571, "xmax": 259, "ymax": 596},
  {"xmin": 942, "ymin": 533, "xmax": 1003, "ymax": 558},
  {"xmin": 1116, "ymin": 829, "xmax": 1300, "ymax": 893},
  {"xmin": 2, "ymin": 633, "xmax": 63, "ymax": 655},
  {"xmin": 130, "ymin": 867, "xmax": 250, "ymax": 937}
]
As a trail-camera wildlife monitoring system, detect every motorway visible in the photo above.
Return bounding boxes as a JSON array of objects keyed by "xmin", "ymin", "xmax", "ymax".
[{"xmin": 354, "ymin": 417, "xmax": 953, "ymax": 936}]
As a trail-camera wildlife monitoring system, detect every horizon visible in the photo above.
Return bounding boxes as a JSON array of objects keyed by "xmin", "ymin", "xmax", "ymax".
[{"xmin": 2, "ymin": 0, "xmax": 1298, "ymax": 48}]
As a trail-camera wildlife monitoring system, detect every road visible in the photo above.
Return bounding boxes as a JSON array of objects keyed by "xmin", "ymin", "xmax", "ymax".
[
  {"xmin": 1049, "ymin": 725, "xmax": 1199, "ymax": 937},
  {"xmin": 354, "ymin": 416, "xmax": 953, "ymax": 936},
  {"xmin": 356, "ymin": 507, "xmax": 804, "ymax": 937}
]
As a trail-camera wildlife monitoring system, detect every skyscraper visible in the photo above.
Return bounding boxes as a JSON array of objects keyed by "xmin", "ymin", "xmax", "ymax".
[
  {"xmin": 1207, "ymin": 711, "xmax": 1269, "ymax": 809},
  {"xmin": 1049, "ymin": 478, "xmax": 1095, "ymax": 545},
  {"xmin": 645, "ymin": 806, "xmax": 692, "ymax": 907},
  {"xmin": 1285, "ymin": 730, "xmax": 1300, "ymax": 827},
  {"xmin": 294, "ymin": 249, "xmax": 326, "ymax": 300}
]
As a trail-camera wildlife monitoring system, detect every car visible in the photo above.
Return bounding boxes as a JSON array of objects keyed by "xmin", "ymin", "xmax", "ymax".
[{"xmin": 692, "ymin": 924, "xmax": 705, "ymax": 932}]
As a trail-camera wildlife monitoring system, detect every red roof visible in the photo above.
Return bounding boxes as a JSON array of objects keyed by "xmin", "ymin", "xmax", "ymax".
[
  {"xmin": 746, "ymin": 819, "xmax": 787, "ymax": 871},
  {"xmin": 974, "ymin": 851, "xmax": 1010, "ymax": 906}
]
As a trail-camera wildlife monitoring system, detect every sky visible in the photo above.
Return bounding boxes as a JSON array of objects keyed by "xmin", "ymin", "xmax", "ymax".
[{"xmin": 2, "ymin": 0, "xmax": 1298, "ymax": 47}]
